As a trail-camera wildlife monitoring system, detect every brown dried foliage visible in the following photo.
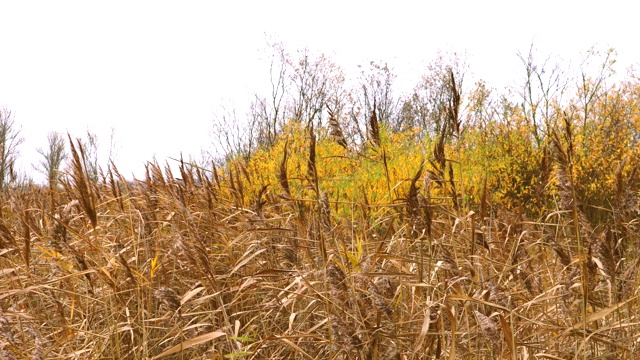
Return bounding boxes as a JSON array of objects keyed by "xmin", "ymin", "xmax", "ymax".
[{"xmin": 0, "ymin": 122, "xmax": 638, "ymax": 359}]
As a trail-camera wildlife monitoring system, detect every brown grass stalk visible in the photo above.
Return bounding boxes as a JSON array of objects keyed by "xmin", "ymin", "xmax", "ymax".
[{"xmin": 64, "ymin": 134, "xmax": 97, "ymax": 229}]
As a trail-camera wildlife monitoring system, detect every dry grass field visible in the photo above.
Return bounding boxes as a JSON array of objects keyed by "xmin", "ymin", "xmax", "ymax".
[{"xmin": 1, "ymin": 53, "xmax": 640, "ymax": 359}]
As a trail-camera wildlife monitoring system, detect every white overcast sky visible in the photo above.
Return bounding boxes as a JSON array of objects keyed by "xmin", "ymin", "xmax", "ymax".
[{"xmin": 0, "ymin": 1, "xmax": 637, "ymax": 183}]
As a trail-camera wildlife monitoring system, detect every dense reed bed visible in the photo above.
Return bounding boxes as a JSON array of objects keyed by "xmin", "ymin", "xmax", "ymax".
[
  {"xmin": 2, "ymin": 50, "xmax": 640, "ymax": 359},
  {"xmin": 0, "ymin": 107, "xmax": 638, "ymax": 360}
]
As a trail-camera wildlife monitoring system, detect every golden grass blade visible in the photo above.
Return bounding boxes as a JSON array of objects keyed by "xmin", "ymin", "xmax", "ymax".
[
  {"xmin": 413, "ymin": 306, "xmax": 432, "ymax": 352},
  {"xmin": 288, "ymin": 313, "xmax": 296, "ymax": 333},
  {"xmin": 181, "ymin": 286, "xmax": 205, "ymax": 305},
  {"xmin": 499, "ymin": 313, "xmax": 515, "ymax": 360},
  {"xmin": 533, "ymin": 354, "xmax": 566, "ymax": 360},
  {"xmin": 446, "ymin": 294, "xmax": 511, "ymax": 312},
  {"xmin": 152, "ymin": 331, "xmax": 226, "ymax": 359},
  {"xmin": 0, "ymin": 267, "xmax": 17, "ymax": 276},
  {"xmin": 230, "ymin": 248, "xmax": 266, "ymax": 276},
  {"xmin": 277, "ymin": 337, "xmax": 314, "ymax": 359},
  {"xmin": 563, "ymin": 295, "xmax": 639, "ymax": 335}
]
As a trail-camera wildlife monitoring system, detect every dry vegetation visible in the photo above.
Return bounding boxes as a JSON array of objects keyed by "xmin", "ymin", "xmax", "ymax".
[{"xmin": 1, "ymin": 48, "xmax": 640, "ymax": 359}]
